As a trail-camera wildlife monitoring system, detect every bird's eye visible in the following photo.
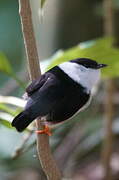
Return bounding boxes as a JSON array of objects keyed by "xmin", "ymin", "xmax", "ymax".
[{"xmin": 83, "ymin": 64, "xmax": 88, "ymax": 68}]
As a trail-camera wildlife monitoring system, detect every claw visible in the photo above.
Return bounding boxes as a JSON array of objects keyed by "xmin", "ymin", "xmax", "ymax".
[{"xmin": 36, "ymin": 125, "xmax": 52, "ymax": 136}]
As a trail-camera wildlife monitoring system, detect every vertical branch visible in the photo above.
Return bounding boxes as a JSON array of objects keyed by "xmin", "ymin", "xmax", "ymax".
[
  {"xmin": 103, "ymin": 0, "xmax": 114, "ymax": 36},
  {"xmin": 102, "ymin": 80, "xmax": 115, "ymax": 180},
  {"xmin": 102, "ymin": 0, "xmax": 115, "ymax": 180},
  {"xmin": 18, "ymin": 0, "xmax": 61, "ymax": 179},
  {"xmin": 19, "ymin": 0, "xmax": 41, "ymax": 80}
]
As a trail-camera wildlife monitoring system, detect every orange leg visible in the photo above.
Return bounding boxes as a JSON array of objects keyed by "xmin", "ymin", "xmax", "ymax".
[{"xmin": 36, "ymin": 124, "xmax": 52, "ymax": 136}]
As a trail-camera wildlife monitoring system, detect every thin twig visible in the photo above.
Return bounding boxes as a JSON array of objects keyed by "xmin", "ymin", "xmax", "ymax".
[
  {"xmin": 18, "ymin": 0, "xmax": 61, "ymax": 179},
  {"xmin": 102, "ymin": 79, "xmax": 115, "ymax": 180},
  {"xmin": 54, "ymin": 123, "xmax": 83, "ymax": 170},
  {"xmin": 12, "ymin": 131, "xmax": 33, "ymax": 159},
  {"xmin": 54, "ymin": 123, "xmax": 83, "ymax": 178}
]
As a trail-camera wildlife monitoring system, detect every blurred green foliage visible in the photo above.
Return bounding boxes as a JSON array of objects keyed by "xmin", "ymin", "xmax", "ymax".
[
  {"xmin": 41, "ymin": 0, "xmax": 46, "ymax": 8},
  {"xmin": 0, "ymin": 0, "xmax": 24, "ymax": 68},
  {"xmin": 0, "ymin": 52, "xmax": 13, "ymax": 75},
  {"xmin": 47, "ymin": 37, "xmax": 119, "ymax": 78},
  {"xmin": 1, "ymin": 36, "xmax": 119, "ymax": 137},
  {"xmin": 0, "ymin": 0, "xmax": 24, "ymax": 86},
  {"xmin": 0, "ymin": 1, "xmax": 119, "ymax": 178},
  {"xmin": 0, "ymin": 52, "xmax": 25, "ymax": 88}
]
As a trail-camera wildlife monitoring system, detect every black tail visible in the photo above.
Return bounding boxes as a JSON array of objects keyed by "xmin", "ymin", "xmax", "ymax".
[{"xmin": 12, "ymin": 111, "xmax": 33, "ymax": 132}]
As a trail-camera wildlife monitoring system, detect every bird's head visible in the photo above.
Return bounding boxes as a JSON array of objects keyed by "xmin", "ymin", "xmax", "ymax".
[
  {"xmin": 70, "ymin": 58, "xmax": 107, "ymax": 70},
  {"xmin": 59, "ymin": 58, "xmax": 107, "ymax": 92}
]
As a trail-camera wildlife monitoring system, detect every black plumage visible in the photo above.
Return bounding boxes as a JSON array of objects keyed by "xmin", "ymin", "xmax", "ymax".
[
  {"xmin": 12, "ymin": 58, "xmax": 107, "ymax": 132},
  {"xmin": 12, "ymin": 66, "xmax": 90, "ymax": 132}
]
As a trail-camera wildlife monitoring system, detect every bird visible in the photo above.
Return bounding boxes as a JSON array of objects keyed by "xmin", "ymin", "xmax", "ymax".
[{"xmin": 12, "ymin": 58, "xmax": 107, "ymax": 135}]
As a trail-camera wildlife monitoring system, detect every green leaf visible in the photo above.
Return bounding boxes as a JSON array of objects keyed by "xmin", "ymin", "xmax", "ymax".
[
  {"xmin": 0, "ymin": 112, "xmax": 13, "ymax": 129},
  {"xmin": 47, "ymin": 37, "xmax": 119, "ymax": 78},
  {"xmin": 41, "ymin": 0, "xmax": 46, "ymax": 8},
  {"xmin": 0, "ymin": 52, "xmax": 25, "ymax": 88},
  {"xmin": 0, "ymin": 119, "xmax": 12, "ymax": 129},
  {"xmin": 0, "ymin": 103, "xmax": 15, "ymax": 116},
  {"xmin": 0, "ymin": 95, "xmax": 26, "ymax": 108},
  {"xmin": 0, "ymin": 52, "xmax": 13, "ymax": 75}
]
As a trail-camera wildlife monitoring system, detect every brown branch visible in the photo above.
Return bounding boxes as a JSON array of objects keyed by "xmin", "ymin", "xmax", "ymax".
[
  {"xmin": 103, "ymin": 0, "xmax": 114, "ymax": 36},
  {"xmin": 18, "ymin": 0, "xmax": 61, "ymax": 179},
  {"xmin": 101, "ymin": 79, "xmax": 115, "ymax": 180},
  {"xmin": 101, "ymin": 1, "xmax": 115, "ymax": 179}
]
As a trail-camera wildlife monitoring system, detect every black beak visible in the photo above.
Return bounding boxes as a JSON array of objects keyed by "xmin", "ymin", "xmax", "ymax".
[{"xmin": 97, "ymin": 63, "xmax": 107, "ymax": 69}]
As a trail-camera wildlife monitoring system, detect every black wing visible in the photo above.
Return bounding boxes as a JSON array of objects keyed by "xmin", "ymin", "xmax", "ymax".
[
  {"xmin": 12, "ymin": 72, "xmax": 64, "ymax": 132},
  {"xmin": 26, "ymin": 73, "xmax": 49, "ymax": 96},
  {"xmin": 24, "ymin": 72, "xmax": 65, "ymax": 118}
]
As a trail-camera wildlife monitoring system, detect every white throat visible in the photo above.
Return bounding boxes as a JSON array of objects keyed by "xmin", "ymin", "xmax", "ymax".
[{"xmin": 59, "ymin": 62, "xmax": 101, "ymax": 93}]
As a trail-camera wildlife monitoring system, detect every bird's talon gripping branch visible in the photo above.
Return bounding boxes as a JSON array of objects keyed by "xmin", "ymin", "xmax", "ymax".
[{"xmin": 36, "ymin": 125, "xmax": 52, "ymax": 136}]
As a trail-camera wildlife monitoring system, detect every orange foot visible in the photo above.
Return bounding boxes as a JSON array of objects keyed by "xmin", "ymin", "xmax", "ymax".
[{"xmin": 36, "ymin": 125, "xmax": 52, "ymax": 136}]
